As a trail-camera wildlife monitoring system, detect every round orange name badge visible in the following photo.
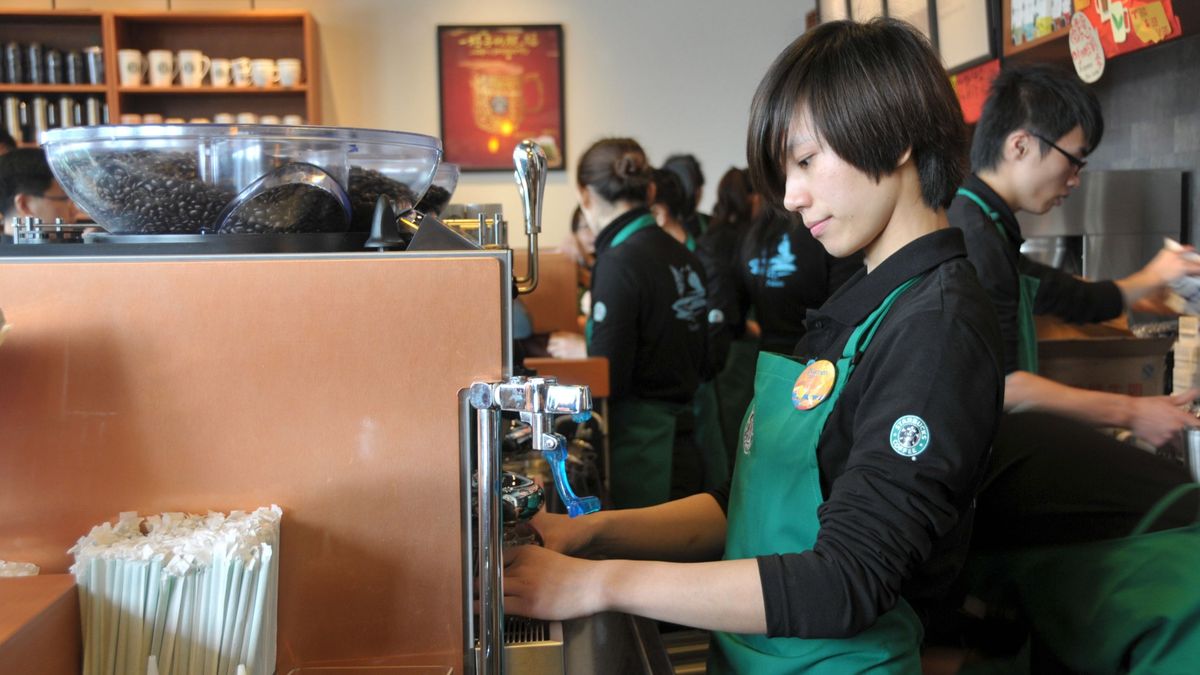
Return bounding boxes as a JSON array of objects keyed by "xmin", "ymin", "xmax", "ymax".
[{"xmin": 792, "ymin": 359, "xmax": 836, "ymax": 410}]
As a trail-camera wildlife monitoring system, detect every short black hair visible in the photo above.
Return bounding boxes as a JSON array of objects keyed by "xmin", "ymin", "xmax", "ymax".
[
  {"xmin": 0, "ymin": 148, "xmax": 56, "ymax": 218},
  {"xmin": 971, "ymin": 64, "xmax": 1104, "ymax": 172},
  {"xmin": 650, "ymin": 168, "xmax": 687, "ymax": 222},
  {"xmin": 747, "ymin": 18, "xmax": 967, "ymax": 210},
  {"xmin": 662, "ymin": 154, "xmax": 704, "ymax": 217}
]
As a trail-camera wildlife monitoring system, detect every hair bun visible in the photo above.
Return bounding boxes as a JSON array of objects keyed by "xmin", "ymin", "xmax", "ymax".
[{"xmin": 616, "ymin": 153, "xmax": 643, "ymax": 178}]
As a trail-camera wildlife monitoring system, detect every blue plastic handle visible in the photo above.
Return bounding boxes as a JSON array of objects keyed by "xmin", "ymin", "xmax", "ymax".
[{"xmin": 542, "ymin": 432, "xmax": 601, "ymax": 518}]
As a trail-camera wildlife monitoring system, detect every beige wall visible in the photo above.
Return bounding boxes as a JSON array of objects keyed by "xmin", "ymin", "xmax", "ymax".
[{"xmin": 3, "ymin": 0, "xmax": 816, "ymax": 245}]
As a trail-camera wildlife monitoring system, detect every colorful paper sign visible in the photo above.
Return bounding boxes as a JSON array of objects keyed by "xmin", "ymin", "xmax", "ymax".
[
  {"xmin": 951, "ymin": 59, "xmax": 1001, "ymax": 124},
  {"xmin": 1131, "ymin": 2, "xmax": 1175, "ymax": 43},
  {"xmin": 1080, "ymin": 0, "xmax": 1182, "ymax": 57},
  {"xmin": 1070, "ymin": 11, "xmax": 1106, "ymax": 82}
]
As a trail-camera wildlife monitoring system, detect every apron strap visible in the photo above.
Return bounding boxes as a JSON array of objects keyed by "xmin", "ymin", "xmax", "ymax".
[
  {"xmin": 1131, "ymin": 482, "xmax": 1200, "ymax": 536},
  {"xmin": 957, "ymin": 187, "xmax": 1011, "ymax": 243}
]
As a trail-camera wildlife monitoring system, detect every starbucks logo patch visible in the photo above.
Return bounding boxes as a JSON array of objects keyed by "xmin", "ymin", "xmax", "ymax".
[
  {"xmin": 889, "ymin": 415, "xmax": 930, "ymax": 459},
  {"xmin": 593, "ymin": 301, "xmax": 607, "ymax": 322}
]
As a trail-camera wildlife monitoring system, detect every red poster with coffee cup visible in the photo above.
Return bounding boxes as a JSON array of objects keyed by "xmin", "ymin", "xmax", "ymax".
[{"xmin": 438, "ymin": 25, "xmax": 565, "ymax": 171}]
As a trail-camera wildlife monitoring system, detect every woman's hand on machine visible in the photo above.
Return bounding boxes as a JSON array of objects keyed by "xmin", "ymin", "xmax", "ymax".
[
  {"xmin": 529, "ymin": 510, "xmax": 596, "ymax": 556},
  {"xmin": 1130, "ymin": 388, "xmax": 1200, "ymax": 447},
  {"xmin": 503, "ymin": 545, "xmax": 610, "ymax": 620}
]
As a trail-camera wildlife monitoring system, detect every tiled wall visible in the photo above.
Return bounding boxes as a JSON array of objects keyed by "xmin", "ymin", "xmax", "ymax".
[{"xmin": 1087, "ymin": 33, "xmax": 1200, "ymax": 243}]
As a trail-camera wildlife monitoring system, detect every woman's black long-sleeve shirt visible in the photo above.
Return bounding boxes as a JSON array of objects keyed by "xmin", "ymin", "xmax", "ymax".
[{"xmin": 710, "ymin": 228, "xmax": 1004, "ymax": 638}]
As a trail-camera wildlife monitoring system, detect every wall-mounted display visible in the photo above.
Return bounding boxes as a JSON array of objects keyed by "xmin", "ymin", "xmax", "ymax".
[
  {"xmin": 437, "ymin": 24, "xmax": 565, "ymax": 172},
  {"xmin": 819, "ymin": 0, "xmax": 849, "ymax": 21},
  {"xmin": 939, "ymin": 0, "xmax": 994, "ymax": 70},
  {"xmin": 1079, "ymin": 0, "xmax": 1184, "ymax": 58}
]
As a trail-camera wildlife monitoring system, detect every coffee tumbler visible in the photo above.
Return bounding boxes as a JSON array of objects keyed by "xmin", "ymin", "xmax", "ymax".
[
  {"xmin": 65, "ymin": 50, "xmax": 84, "ymax": 85},
  {"xmin": 45, "ymin": 49, "xmax": 63, "ymax": 85},
  {"xmin": 4, "ymin": 43, "xmax": 22, "ymax": 84},
  {"xmin": 26, "ymin": 43, "xmax": 43, "ymax": 84},
  {"xmin": 57, "ymin": 96, "xmax": 78, "ymax": 128},
  {"xmin": 83, "ymin": 46, "xmax": 104, "ymax": 85},
  {"xmin": 84, "ymin": 96, "xmax": 102, "ymax": 126},
  {"xmin": 3, "ymin": 96, "xmax": 24, "ymax": 143},
  {"xmin": 30, "ymin": 96, "xmax": 50, "ymax": 139}
]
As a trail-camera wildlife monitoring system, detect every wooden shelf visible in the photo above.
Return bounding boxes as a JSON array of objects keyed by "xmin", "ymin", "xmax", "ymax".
[
  {"xmin": 0, "ymin": 84, "xmax": 107, "ymax": 94},
  {"xmin": 117, "ymin": 85, "xmax": 308, "ymax": 95},
  {"xmin": 0, "ymin": 10, "xmax": 319, "ymax": 144}
]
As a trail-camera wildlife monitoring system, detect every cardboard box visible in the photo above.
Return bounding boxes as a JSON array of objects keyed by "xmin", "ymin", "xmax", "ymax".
[{"xmin": 1038, "ymin": 336, "xmax": 1173, "ymax": 397}]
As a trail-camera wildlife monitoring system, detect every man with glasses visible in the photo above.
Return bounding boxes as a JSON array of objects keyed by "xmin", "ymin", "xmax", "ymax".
[
  {"xmin": 0, "ymin": 147, "xmax": 81, "ymax": 237},
  {"xmin": 944, "ymin": 63, "xmax": 1200, "ymax": 669}
]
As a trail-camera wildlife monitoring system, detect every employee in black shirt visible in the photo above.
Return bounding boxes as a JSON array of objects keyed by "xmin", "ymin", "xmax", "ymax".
[
  {"xmin": 950, "ymin": 64, "xmax": 1200, "ymax": 446},
  {"xmin": 736, "ymin": 205, "xmax": 861, "ymax": 355},
  {"xmin": 549, "ymin": 137, "xmax": 710, "ymax": 509},
  {"xmin": 505, "ymin": 20, "xmax": 1003, "ymax": 672},
  {"xmin": 947, "ymin": 64, "xmax": 1200, "ymax": 671}
]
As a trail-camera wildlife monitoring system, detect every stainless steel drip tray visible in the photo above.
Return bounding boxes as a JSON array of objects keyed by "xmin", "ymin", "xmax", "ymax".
[
  {"xmin": 479, "ymin": 613, "xmax": 673, "ymax": 675},
  {"xmin": 505, "ymin": 616, "xmax": 564, "ymax": 673}
]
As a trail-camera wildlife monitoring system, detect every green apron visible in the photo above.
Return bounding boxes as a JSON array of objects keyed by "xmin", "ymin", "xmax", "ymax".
[
  {"xmin": 957, "ymin": 187, "xmax": 1041, "ymax": 373},
  {"xmin": 589, "ymin": 212, "xmax": 693, "ymax": 509},
  {"xmin": 966, "ymin": 483, "xmax": 1200, "ymax": 673},
  {"xmin": 711, "ymin": 276, "xmax": 925, "ymax": 674}
]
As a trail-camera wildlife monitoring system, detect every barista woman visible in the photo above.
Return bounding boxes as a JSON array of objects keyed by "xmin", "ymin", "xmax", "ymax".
[
  {"xmin": 556, "ymin": 138, "xmax": 711, "ymax": 509},
  {"xmin": 506, "ymin": 19, "xmax": 1003, "ymax": 671}
]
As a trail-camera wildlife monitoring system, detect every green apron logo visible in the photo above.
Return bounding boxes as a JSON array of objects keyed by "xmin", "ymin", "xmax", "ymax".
[{"xmin": 889, "ymin": 415, "xmax": 929, "ymax": 458}]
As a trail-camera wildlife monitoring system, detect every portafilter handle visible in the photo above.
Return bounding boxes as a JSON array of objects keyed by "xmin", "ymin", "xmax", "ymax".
[{"xmin": 512, "ymin": 139, "xmax": 546, "ymax": 295}]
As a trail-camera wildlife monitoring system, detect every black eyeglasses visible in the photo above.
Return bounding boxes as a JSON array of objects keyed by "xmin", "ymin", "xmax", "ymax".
[{"xmin": 1031, "ymin": 133, "xmax": 1087, "ymax": 173}]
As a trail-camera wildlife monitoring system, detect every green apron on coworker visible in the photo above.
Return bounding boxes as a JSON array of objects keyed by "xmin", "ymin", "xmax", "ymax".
[
  {"xmin": 711, "ymin": 276, "xmax": 925, "ymax": 674},
  {"xmin": 966, "ymin": 484, "xmax": 1200, "ymax": 673},
  {"xmin": 588, "ymin": 212, "xmax": 696, "ymax": 508},
  {"xmin": 957, "ymin": 187, "xmax": 1040, "ymax": 373}
]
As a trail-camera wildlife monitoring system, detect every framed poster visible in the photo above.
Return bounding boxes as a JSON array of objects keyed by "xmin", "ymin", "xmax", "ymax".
[
  {"xmin": 938, "ymin": 0, "xmax": 994, "ymax": 71},
  {"xmin": 437, "ymin": 24, "xmax": 565, "ymax": 171}
]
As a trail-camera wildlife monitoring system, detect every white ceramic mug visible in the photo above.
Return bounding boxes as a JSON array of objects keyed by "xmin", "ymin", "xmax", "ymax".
[
  {"xmin": 235, "ymin": 112, "xmax": 258, "ymax": 124},
  {"xmin": 231, "ymin": 57, "xmax": 253, "ymax": 87},
  {"xmin": 249, "ymin": 58, "xmax": 278, "ymax": 87},
  {"xmin": 210, "ymin": 58, "xmax": 232, "ymax": 87},
  {"xmin": 276, "ymin": 58, "xmax": 302, "ymax": 87},
  {"xmin": 281, "ymin": 114, "xmax": 304, "ymax": 125},
  {"xmin": 213, "ymin": 112, "xmax": 235, "ymax": 124},
  {"xmin": 117, "ymin": 49, "xmax": 147, "ymax": 87},
  {"xmin": 147, "ymin": 50, "xmax": 177, "ymax": 87},
  {"xmin": 176, "ymin": 50, "xmax": 211, "ymax": 87}
]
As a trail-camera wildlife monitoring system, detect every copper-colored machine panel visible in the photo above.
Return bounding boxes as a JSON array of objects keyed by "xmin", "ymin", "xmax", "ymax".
[{"xmin": 0, "ymin": 254, "xmax": 507, "ymax": 673}]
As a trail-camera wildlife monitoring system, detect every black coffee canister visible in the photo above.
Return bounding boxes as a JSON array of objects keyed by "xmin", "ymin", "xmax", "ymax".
[
  {"xmin": 3, "ymin": 42, "xmax": 22, "ymax": 84},
  {"xmin": 45, "ymin": 49, "xmax": 63, "ymax": 85},
  {"xmin": 65, "ymin": 50, "xmax": 84, "ymax": 85},
  {"xmin": 26, "ymin": 43, "xmax": 43, "ymax": 84}
]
